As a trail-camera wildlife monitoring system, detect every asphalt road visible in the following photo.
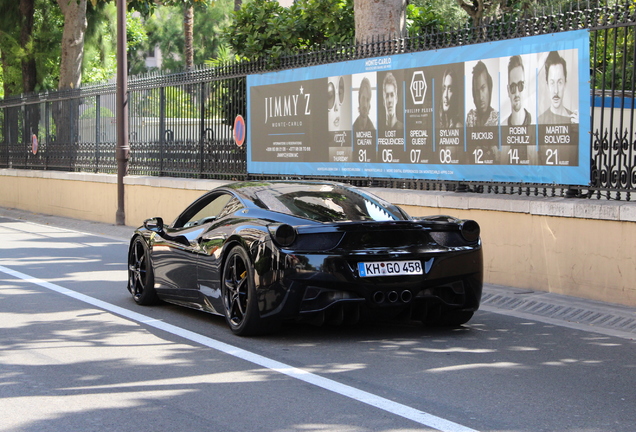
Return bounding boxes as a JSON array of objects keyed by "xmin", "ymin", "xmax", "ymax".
[{"xmin": 0, "ymin": 208, "xmax": 634, "ymax": 432}]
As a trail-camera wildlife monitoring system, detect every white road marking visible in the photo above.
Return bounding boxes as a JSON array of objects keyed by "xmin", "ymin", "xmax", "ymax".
[{"xmin": 0, "ymin": 264, "xmax": 479, "ymax": 432}]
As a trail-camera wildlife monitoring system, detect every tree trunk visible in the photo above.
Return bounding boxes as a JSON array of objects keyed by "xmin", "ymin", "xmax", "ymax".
[
  {"xmin": 57, "ymin": 0, "xmax": 87, "ymax": 90},
  {"xmin": 20, "ymin": 0, "xmax": 39, "ymax": 143},
  {"xmin": 19, "ymin": 0, "xmax": 36, "ymax": 94},
  {"xmin": 0, "ymin": 1, "xmax": 21, "ymax": 97},
  {"xmin": 184, "ymin": 5, "xmax": 194, "ymax": 70},
  {"xmin": 457, "ymin": 0, "xmax": 486, "ymax": 27},
  {"xmin": 1, "ymin": 51, "xmax": 20, "ymax": 149},
  {"xmin": 354, "ymin": 0, "xmax": 406, "ymax": 43},
  {"xmin": 54, "ymin": 0, "xmax": 87, "ymax": 168}
]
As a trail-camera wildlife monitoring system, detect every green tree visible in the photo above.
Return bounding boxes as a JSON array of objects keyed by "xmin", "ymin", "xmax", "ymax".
[
  {"xmin": 0, "ymin": 0, "xmax": 63, "ymax": 96},
  {"xmin": 0, "ymin": 0, "xmax": 22, "ymax": 97},
  {"xmin": 406, "ymin": 1, "xmax": 461, "ymax": 37},
  {"xmin": 20, "ymin": 0, "xmax": 37, "ymax": 93},
  {"xmin": 130, "ymin": 86, "xmax": 198, "ymax": 118},
  {"xmin": 129, "ymin": 1, "xmax": 232, "ymax": 74},
  {"xmin": 0, "ymin": 0, "xmax": 153, "ymax": 97},
  {"xmin": 223, "ymin": 0, "xmax": 354, "ymax": 62},
  {"xmin": 83, "ymin": 3, "xmax": 148, "ymax": 84},
  {"xmin": 592, "ymin": 20, "xmax": 635, "ymax": 91},
  {"xmin": 162, "ymin": 0, "xmax": 206, "ymax": 71}
]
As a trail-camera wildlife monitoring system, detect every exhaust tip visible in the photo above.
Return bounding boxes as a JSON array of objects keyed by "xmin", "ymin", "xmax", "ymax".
[
  {"xmin": 400, "ymin": 290, "xmax": 413, "ymax": 303},
  {"xmin": 387, "ymin": 291, "xmax": 398, "ymax": 303},
  {"xmin": 373, "ymin": 291, "xmax": 385, "ymax": 303}
]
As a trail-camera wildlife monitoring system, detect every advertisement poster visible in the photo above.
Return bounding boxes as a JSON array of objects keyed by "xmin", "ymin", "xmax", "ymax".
[{"xmin": 247, "ymin": 30, "xmax": 590, "ymax": 185}]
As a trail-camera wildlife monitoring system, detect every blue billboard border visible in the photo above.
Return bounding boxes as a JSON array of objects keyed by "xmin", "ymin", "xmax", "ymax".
[{"xmin": 247, "ymin": 30, "xmax": 591, "ymax": 185}]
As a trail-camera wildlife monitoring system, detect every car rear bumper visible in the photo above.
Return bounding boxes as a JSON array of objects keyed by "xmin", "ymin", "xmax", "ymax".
[{"xmin": 256, "ymin": 247, "xmax": 483, "ymax": 319}]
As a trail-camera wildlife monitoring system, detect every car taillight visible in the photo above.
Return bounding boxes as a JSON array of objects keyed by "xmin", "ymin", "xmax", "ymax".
[
  {"xmin": 460, "ymin": 220, "xmax": 480, "ymax": 242},
  {"xmin": 271, "ymin": 224, "xmax": 296, "ymax": 247}
]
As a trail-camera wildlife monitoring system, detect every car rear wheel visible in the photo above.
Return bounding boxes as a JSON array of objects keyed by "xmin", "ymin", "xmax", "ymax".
[
  {"xmin": 222, "ymin": 246, "xmax": 263, "ymax": 336},
  {"xmin": 128, "ymin": 236, "xmax": 159, "ymax": 305}
]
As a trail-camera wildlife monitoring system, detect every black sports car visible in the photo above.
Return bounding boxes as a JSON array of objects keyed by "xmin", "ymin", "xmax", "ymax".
[{"xmin": 127, "ymin": 181, "xmax": 483, "ymax": 335}]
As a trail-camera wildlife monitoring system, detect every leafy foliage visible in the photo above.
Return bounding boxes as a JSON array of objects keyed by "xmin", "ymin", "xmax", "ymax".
[
  {"xmin": 83, "ymin": 3, "xmax": 148, "ymax": 84},
  {"xmin": 129, "ymin": 0, "xmax": 232, "ymax": 74},
  {"xmin": 223, "ymin": 0, "xmax": 354, "ymax": 62},
  {"xmin": 79, "ymin": 104, "xmax": 114, "ymax": 119},
  {"xmin": 0, "ymin": 0, "xmax": 64, "ymax": 95},
  {"xmin": 592, "ymin": 26, "xmax": 635, "ymax": 91},
  {"xmin": 406, "ymin": 2, "xmax": 455, "ymax": 37},
  {"xmin": 130, "ymin": 86, "xmax": 198, "ymax": 119}
]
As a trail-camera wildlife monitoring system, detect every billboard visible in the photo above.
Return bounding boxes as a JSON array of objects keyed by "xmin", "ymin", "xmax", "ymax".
[{"xmin": 247, "ymin": 30, "xmax": 590, "ymax": 185}]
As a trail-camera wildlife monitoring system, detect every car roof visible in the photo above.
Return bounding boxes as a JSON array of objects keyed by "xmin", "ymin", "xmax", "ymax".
[
  {"xmin": 218, "ymin": 180, "xmax": 409, "ymax": 222},
  {"xmin": 224, "ymin": 180, "xmax": 351, "ymax": 202}
]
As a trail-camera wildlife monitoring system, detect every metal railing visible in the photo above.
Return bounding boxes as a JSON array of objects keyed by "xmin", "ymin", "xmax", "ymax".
[{"xmin": 2, "ymin": 1, "xmax": 636, "ymax": 200}]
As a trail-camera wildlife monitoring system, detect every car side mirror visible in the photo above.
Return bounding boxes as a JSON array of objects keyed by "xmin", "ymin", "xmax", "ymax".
[
  {"xmin": 144, "ymin": 217, "xmax": 191, "ymax": 247},
  {"xmin": 143, "ymin": 217, "xmax": 165, "ymax": 234}
]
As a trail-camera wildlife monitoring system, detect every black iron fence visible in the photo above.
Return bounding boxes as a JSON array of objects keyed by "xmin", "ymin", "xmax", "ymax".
[{"xmin": 2, "ymin": 1, "xmax": 636, "ymax": 200}]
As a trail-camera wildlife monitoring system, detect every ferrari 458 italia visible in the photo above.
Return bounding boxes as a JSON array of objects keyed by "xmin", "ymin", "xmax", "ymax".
[{"xmin": 127, "ymin": 181, "xmax": 483, "ymax": 335}]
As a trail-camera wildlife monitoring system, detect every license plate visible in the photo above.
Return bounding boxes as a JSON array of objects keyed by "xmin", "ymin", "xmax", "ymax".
[{"xmin": 358, "ymin": 260, "xmax": 423, "ymax": 277}]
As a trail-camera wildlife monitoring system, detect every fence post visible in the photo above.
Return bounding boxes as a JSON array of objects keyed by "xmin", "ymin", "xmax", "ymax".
[
  {"xmin": 159, "ymin": 86, "xmax": 165, "ymax": 176},
  {"xmin": 199, "ymin": 81, "xmax": 205, "ymax": 178},
  {"xmin": 95, "ymin": 95, "xmax": 101, "ymax": 173}
]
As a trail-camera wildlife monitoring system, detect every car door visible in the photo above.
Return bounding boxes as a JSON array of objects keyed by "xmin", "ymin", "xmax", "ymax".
[
  {"xmin": 152, "ymin": 192, "xmax": 234, "ymax": 304},
  {"xmin": 151, "ymin": 223, "xmax": 203, "ymax": 303}
]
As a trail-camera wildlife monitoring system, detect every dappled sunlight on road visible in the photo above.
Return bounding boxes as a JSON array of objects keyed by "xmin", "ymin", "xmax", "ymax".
[
  {"xmin": 0, "ymin": 303, "xmax": 286, "ymax": 432},
  {"xmin": 302, "ymin": 363, "xmax": 367, "ymax": 374},
  {"xmin": 425, "ymin": 362, "xmax": 523, "ymax": 373},
  {"xmin": 273, "ymin": 426, "xmax": 426, "ymax": 432},
  {"xmin": 52, "ymin": 269, "xmax": 127, "ymax": 283},
  {"xmin": 413, "ymin": 347, "xmax": 496, "ymax": 354},
  {"xmin": 0, "ymin": 256, "xmax": 101, "ymax": 265},
  {"xmin": 0, "ymin": 260, "xmax": 127, "ymax": 284}
]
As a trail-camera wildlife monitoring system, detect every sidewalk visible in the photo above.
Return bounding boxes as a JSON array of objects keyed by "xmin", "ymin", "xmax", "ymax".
[
  {"xmin": 1, "ymin": 206, "xmax": 634, "ymax": 340},
  {"xmin": 480, "ymin": 285, "xmax": 636, "ymax": 340}
]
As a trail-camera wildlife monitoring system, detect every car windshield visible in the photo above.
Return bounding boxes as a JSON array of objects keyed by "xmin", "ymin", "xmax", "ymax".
[{"xmin": 239, "ymin": 183, "xmax": 408, "ymax": 222}]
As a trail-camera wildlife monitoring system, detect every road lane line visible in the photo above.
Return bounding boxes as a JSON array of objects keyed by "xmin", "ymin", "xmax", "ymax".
[{"xmin": 0, "ymin": 264, "xmax": 479, "ymax": 432}]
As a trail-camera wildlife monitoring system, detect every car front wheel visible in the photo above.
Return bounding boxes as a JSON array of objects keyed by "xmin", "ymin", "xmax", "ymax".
[
  {"xmin": 221, "ymin": 246, "xmax": 263, "ymax": 336},
  {"xmin": 127, "ymin": 236, "xmax": 159, "ymax": 305}
]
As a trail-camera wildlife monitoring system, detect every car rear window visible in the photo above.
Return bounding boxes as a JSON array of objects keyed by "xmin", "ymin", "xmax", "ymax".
[{"xmin": 250, "ymin": 184, "xmax": 408, "ymax": 222}]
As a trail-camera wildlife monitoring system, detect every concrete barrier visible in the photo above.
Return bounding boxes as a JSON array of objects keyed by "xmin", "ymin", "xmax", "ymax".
[{"xmin": 1, "ymin": 168, "xmax": 635, "ymax": 307}]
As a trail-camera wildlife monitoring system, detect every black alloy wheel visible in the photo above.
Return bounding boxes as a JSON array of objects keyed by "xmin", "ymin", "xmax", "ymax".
[
  {"xmin": 128, "ymin": 237, "xmax": 159, "ymax": 305},
  {"xmin": 222, "ymin": 246, "xmax": 262, "ymax": 335}
]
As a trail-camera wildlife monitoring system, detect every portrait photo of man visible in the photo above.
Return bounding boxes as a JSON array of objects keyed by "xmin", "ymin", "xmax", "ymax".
[
  {"xmin": 438, "ymin": 67, "xmax": 463, "ymax": 129},
  {"xmin": 538, "ymin": 50, "xmax": 579, "ymax": 124},
  {"xmin": 503, "ymin": 55, "xmax": 532, "ymax": 126},
  {"xmin": 352, "ymin": 75, "xmax": 376, "ymax": 134},
  {"xmin": 381, "ymin": 72, "xmax": 403, "ymax": 131},
  {"xmin": 466, "ymin": 60, "xmax": 499, "ymax": 127}
]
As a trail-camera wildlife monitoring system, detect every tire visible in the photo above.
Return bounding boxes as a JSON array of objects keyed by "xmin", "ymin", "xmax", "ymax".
[
  {"xmin": 127, "ymin": 236, "xmax": 159, "ymax": 305},
  {"xmin": 221, "ymin": 246, "xmax": 262, "ymax": 336}
]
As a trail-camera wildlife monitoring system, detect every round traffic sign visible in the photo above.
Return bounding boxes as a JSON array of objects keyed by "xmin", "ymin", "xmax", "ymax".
[
  {"xmin": 233, "ymin": 115, "xmax": 246, "ymax": 147},
  {"xmin": 32, "ymin": 134, "xmax": 38, "ymax": 155}
]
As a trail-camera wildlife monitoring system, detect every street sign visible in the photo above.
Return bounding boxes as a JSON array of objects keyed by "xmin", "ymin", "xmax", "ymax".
[{"xmin": 234, "ymin": 115, "xmax": 246, "ymax": 147}]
